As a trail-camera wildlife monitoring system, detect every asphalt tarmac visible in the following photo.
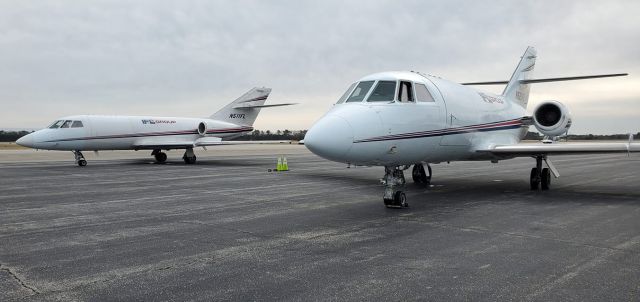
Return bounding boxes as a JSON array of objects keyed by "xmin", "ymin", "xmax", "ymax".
[{"xmin": 1, "ymin": 145, "xmax": 639, "ymax": 301}]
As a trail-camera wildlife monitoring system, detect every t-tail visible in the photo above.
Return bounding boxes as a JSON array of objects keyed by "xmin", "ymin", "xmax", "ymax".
[
  {"xmin": 502, "ymin": 46, "xmax": 537, "ymax": 108},
  {"xmin": 210, "ymin": 87, "xmax": 271, "ymax": 126},
  {"xmin": 210, "ymin": 87, "xmax": 295, "ymax": 127}
]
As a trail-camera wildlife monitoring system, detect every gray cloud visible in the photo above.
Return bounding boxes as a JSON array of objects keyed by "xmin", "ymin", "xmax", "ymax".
[{"xmin": 0, "ymin": 0, "xmax": 638, "ymax": 134}]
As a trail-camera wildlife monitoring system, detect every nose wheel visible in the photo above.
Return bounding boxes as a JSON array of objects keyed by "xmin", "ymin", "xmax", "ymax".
[
  {"xmin": 382, "ymin": 166, "xmax": 408, "ymax": 208},
  {"xmin": 73, "ymin": 150, "xmax": 87, "ymax": 167}
]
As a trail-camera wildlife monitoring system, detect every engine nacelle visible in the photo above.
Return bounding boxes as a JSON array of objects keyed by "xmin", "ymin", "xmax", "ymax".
[
  {"xmin": 197, "ymin": 121, "xmax": 208, "ymax": 136},
  {"xmin": 533, "ymin": 100, "xmax": 572, "ymax": 137}
]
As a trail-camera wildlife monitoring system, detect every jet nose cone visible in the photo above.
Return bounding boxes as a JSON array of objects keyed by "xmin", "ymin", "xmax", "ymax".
[
  {"xmin": 305, "ymin": 115, "xmax": 353, "ymax": 162},
  {"xmin": 16, "ymin": 133, "xmax": 34, "ymax": 148}
]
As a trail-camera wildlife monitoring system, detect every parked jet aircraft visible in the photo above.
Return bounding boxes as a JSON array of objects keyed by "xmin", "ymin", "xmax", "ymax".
[
  {"xmin": 304, "ymin": 47, "xmax": 637, "ymax": 208},
  {"xmin": 16, "ymin": 87, "xmax": 293, "ymax": 166}
]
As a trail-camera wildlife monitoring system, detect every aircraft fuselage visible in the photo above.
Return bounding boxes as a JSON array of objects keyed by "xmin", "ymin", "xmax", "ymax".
[
  {"xmin": 304, "ymin": 71, "xmax": 528, "ymax": 166},
  {"xmin": 18, "ymin": 115, "xmax": 252, "ymax": 151}
]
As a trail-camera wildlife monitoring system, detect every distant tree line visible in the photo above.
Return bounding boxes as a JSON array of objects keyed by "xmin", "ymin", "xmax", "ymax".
[
  {"xmin": 523, "ymin": 131, "xmax": 640, "ymax": 141},
  {"xmin": 0, "ymin": 130, "xmax": 33, "ymax": 142},
  {"xmin": 229, "ymin": 129, "xmax": 307, "ymax": 141}
]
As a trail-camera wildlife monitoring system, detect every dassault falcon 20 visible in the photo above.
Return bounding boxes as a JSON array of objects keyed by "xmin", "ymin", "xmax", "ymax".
[
  {"xmin": 304, "ymin": 46, "xmax": 637, "ymax": 208},
  {"xmin": 17, "ymin": 87, "xmax": 294, "ymax": 166}
]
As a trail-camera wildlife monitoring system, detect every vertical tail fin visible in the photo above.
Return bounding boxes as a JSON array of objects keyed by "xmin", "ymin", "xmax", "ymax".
[
  {"xmin": 210, "ymin": 87, "xmax": 271, "ymax": 126},
  {"xmin": 503, "ymin": 46, "xmax": 537, "ymax": 108}
]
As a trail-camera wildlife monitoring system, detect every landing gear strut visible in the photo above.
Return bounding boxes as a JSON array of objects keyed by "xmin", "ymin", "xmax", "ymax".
[
  {"xmin": 152, "ymin": 149, "xmax": 167, "ymax": 163},
  {"xmin": 412, "ymin": 163, "xmax": 432, "ymax": 186},
  {"xmin": 73, "ymin": 150, "xmax": 87, "ymax": 167},
  {"xmin": 381, "ymin": 166, "xmax": 408, "ymax": 208},
  {"xmin": 530, "ymin": 155, "xmax": 551, "ymax": 190},
  {"xmin": 183, "ymin": 148, "xmax": 197, "ymax": 164}
]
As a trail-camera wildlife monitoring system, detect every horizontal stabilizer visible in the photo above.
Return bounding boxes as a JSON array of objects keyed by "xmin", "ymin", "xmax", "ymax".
[
  {"xmin": 232, "ymin": 103, "xmax": 297, "ymax": 109},
  {"xmin": 462, "ymin": 73, "xmax": 627, "ymax": 85}
]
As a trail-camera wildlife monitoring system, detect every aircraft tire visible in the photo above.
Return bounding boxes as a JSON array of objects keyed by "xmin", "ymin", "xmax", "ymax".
[
  {"xmin": 530, "ymin": 168, "xmax": 540, "ymax": 190},
  {"xmin": 412, "ymin": 165, "xmax": 422, "ymax": 183},
  {"xmin": 541, "ymin": 168, "xmax": 551, "ymax": 190},
  {"xmin": 412, "ymin": 164, "xmax": 431, "ymax": 186},
  {"xmin": 394, "ymin": 191, "xmax": 408, "ymax": 208},
  {"xmin": 78, "ymin": 159, "xmax": 87, "ymax": 167},
  {"xmin": 384, "ymin": 198, "xmax": 392, "ymax": 208},
  {"xmin": 155, "ymin": 152, "xmax": 167, "ymax": 163}
]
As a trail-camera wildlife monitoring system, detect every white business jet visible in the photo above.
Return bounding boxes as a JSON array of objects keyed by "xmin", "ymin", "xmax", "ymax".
[
  {"xmin": 304, "ymin": 47, "xmax": 637, "ymax": 208},
  {"xmin": 16, "ymin": 87, "xmax": 294, "ymax": 166}
]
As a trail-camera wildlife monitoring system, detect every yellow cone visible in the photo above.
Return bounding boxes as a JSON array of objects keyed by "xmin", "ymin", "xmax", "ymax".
[
  {"xmin": 276, "ymin": 156, "xmax": 283, "ymax": 171},
  {"xmin": 282, "ymin": 156, "xmax": 289, "ymax": 171}
]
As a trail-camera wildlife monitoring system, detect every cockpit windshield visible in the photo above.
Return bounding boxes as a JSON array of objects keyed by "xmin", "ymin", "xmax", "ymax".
[
  {"xmin": 345, "ymin": 81, "xmax": 374, "ymax": 103},
  {"xmin": 367, "ymin": 81, "xmax": 397, "ymax": 102},
  {"xmin": 336, "ymin": 83, "xmax": 357, "ymax": 104},
  {"xmin": 60, "ymin": 120, "xmax": 72, "ymax": 128},
  {"xmin": 48, "ymin": 120, "xmax": 84, "ymax": 129},
  {"xmin": 48, "ymin": 120, "xmax": 64, "ymax": 129}
]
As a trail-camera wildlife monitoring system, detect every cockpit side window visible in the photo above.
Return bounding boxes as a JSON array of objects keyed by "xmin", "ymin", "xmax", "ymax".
[
  {"xmin": 415, "ymin": 83, "xmax": 435, "ymax": 102},
  {"xmin": 367, "ymin": 81, "xmax": 397, "ymax": 102},
  {"xmin": 71, "ymin": 121, "xmax": 84, "ymax": 128},
  {"xmin": 60, "ymin": 120, "xmax": 72, "ymax": 128},
  {"xmin": 398, "ymin": 81, "xmax": 414, "ymax": 102},
  {"xmin": 48, "ymin": 120, "xmax": 64, "ymax": 129},
  {"xmin": 345, "ymin": 81, "xmax": 374, "ymax": 103},
  {"xmin": 336, "ymin": 83, "xmax": 357, "ymax": 104}
]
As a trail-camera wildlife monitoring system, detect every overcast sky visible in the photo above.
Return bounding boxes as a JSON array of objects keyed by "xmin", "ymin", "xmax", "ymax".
[{"xmin": 1, "ymin": 0, "xmax": 638, "ymax": 134}]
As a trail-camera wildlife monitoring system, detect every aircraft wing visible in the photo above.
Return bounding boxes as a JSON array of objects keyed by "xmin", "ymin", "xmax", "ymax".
[
  {"xmin": 478, "ymin": 142, "xmax": 640, "ymax": 157},
  {"xmin": 195, "ymin": 137, "xmax": 293, "ymax": 146},
  {"xmin": 132, "ymin": 139, "xmax": 196, "ymax": 150},
  {"xmin": 132, "ymin": 137, "xmax": 293, "ymax": 149}
]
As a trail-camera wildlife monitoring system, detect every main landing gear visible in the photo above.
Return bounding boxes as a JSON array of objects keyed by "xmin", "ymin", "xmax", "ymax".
[
  {"xmin": 183, "ymin": 148, "xmax": 197, "ymax": 164},
  {"xmin": 412, "ymin": 163, "xmax": 432, "ymax": 186},
  {"xmin": 152, "ymin": 149, "xmax": 167, "ymax": 163},
  {"xmin": 381, "ymin": 166, "xmax": 408, "ymax": 208},
  {"xmin": 150, "ymin": 148, "xmax": 197, "ymax": 164},
  {"xmin": 73, "ymin": 150, "xmax": 87, "ymax": 167},
  {"xmin": 530, "ymin": 155, "xmax": 551, "ymax": 190}
]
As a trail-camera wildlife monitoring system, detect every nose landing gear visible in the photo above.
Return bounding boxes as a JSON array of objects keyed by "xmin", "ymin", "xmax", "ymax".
[
  {"xmin": 382, "ymin": 166, "xmax": 408, "ymax": 208},
  {"xmin": 73, "ymin": 150, "xmax": 87, "ymax": 167}
]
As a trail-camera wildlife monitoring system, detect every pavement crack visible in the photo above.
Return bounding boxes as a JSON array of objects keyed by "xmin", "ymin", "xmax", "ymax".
[{"xmin": 0, "ymin": 263, "xmax": 39, "ymax": 295}]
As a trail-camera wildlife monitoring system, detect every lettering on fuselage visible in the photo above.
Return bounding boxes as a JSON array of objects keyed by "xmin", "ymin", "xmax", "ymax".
[
  {"xmin": 229, "ymin": 113, "xmax": 246, "ymax": 119},
  {"xmin": 141, "ymin": 119, "xmax": 177, "ymax": 125},
  {"xmin": 478, "ymin": 92, "xmax": 504, "ymax": 104}
]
